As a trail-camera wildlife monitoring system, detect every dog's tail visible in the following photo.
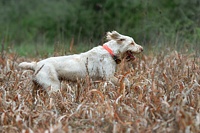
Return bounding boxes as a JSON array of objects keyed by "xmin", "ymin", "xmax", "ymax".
[{"xmin": 19, "ymin": 62, "xmax": 37, "ymax": 71}]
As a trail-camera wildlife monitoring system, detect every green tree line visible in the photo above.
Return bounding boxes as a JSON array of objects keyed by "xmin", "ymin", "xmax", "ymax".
[{"xmin": 0, "ymin": 0, "xmax": 200, "ymax": 49}]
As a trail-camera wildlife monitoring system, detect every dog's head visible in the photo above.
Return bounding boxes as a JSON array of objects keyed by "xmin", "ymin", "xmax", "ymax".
[{"xmin": 106, "ymin": 31, "xmax": 143, "ymax": 61}]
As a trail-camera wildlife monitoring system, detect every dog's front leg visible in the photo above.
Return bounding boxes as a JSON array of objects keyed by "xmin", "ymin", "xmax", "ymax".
[
  {"xmin": 109, "ymin": 76, "xmax": 120, "ymax": 86},
  {"xmin": 109, "ymin": 76, "xmax": 130, "ymax": 88}
]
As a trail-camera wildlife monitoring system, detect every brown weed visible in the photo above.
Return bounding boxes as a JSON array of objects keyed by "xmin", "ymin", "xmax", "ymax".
[{"xmin": 0, "ymin": 51, "xmax": 199, "ymax": 133}]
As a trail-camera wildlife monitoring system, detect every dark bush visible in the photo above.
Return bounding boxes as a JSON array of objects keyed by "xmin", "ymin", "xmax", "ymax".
[{"xmin": 0, "ymin": 0, "xmax": 200, "ymax": 48}]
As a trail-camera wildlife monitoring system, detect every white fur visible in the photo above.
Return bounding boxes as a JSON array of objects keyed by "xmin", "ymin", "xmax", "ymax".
[{"xmin": 19, "ymin": 31, "xmax": 143, "ymax": 92}]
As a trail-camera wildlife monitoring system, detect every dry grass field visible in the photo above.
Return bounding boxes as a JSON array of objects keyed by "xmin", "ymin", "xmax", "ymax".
[{"xmin": 0, "ymin": 50, "xmax": 200, "ymax": 133}]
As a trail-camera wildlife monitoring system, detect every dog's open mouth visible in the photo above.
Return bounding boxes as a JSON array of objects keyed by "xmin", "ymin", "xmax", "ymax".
[{"xmin": 125, "ymin": 51, "xmax": 136, "ymax": 61}]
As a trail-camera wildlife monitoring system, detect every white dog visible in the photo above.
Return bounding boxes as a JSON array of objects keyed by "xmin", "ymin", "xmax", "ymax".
[{"xmin": 19, "ymin": 31, "xmax": 143, "ymax": 92}]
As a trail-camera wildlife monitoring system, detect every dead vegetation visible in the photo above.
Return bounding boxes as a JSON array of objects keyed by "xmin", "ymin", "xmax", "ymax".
[{"xmin": 0, "ymin": 51, "xmax": 200, "ymax": 133}]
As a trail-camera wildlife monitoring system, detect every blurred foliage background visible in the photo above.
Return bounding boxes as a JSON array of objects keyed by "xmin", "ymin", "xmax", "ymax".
[{"xmin": 0, "ymin": 0, "xmax": 200, "ymax": 56}]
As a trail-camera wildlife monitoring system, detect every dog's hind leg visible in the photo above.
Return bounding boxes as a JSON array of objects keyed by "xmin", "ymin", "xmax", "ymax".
[{"xmin": 34, "ymin": 67, "xmax": 61, "ymax": 92}]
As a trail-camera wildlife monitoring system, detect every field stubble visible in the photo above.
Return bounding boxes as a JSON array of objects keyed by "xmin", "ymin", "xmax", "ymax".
[{"xmin": 0, "ymin": 50, "xmax": 200, "ymax": 133}]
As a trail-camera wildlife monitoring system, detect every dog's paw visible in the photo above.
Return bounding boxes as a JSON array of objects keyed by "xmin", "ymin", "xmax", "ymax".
[{"xmin": 124, "ymin": 78, "xmax": 130, "ymax": 88}]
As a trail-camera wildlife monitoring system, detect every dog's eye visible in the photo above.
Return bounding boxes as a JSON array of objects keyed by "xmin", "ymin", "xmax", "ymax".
[{"xmin": 119, "ymin": 38, "xmax": 125, "ymax": 41}]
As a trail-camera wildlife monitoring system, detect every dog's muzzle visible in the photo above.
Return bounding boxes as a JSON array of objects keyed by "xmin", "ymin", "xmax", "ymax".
[{"xmin": 126, "ymin": 51, "xmax": 136, "ymax": 61}]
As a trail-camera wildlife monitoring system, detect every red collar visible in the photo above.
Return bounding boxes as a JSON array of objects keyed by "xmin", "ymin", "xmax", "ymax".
[
  {"xmin": 102, "ymin": 44, "xmax": 121, "ymax": 64},
  {"xmin": 103, "ymin": 44, "xmax": 114, "ymax": 56}
]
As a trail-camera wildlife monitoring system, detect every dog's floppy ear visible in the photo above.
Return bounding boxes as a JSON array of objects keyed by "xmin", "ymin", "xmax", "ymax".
[{"xmin": 106, "ymin": 31, "xmax": 121, "ymax": 41}]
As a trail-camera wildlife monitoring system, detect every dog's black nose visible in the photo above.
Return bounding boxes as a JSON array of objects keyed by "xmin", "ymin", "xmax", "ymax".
[{"xmin": 140, "ymin": 47, "xmax": 143, "ymax": 52}]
